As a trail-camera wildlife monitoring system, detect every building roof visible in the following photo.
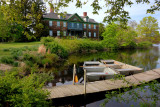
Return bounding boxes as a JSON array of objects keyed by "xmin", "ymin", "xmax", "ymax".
[{"xmin": 43, "ymin": 12, "xmax": 98, "ymax": 23}]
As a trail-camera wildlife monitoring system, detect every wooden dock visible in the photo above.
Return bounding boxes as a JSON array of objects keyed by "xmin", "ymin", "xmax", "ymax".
[{"xmin": 45, "ymin": 68, "xmax": 160, "ymax": 99}]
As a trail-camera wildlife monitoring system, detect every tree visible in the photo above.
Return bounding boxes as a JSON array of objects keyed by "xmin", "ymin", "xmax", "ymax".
[
  {"xmin": 137, "ymin": 16, "xmax": 160, "ymax": 42},
  {"xmin": 47, "ymin": 0, "xmax": 160, "ymax": 27},
  {"xmin": 0, "ymin": 9, "xmax": 10, "ymax": 42},
  {"xmin": 0, "ymin": 0, "xmax": 46, "ymax": 41},
  {"xmin": 128, "ymin": 20, "xmax": 138, "ymax": 31},
  {"xmin": 102, "ymin": 23, "xmax": 137, "ymax": 49},
  {"xmin": 99, "ymin": 23, "xmax": 105, "ymax": 40}
]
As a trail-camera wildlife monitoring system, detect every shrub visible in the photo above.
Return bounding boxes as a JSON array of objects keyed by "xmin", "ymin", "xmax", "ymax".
[
  {"xmin": 45, "ymin": 42, "xmax": 68, "ymax": 58},
  {"xmin": 3, "ymin": 48, "xmax": 10, "ymax": 51},
  {"xmin": 0, "ymin": 71, "xmax": 51, "ymax": 106},
  {"xmin": 40, "ymin": 37, "xmax": 55, "ymax": 44},
  {"xmin": 121, "ymin": 41, "xmax": 137, "ymax": 49},
  {"xmin": 22, "ymin": 52, "xmax": 43, "ymax": 67},
  {"xmin": 137, "ymin": 41, "xmax": 153, "ymax": 48},
  {"xmin": 0, "ymin": 56, "xmax": 14, "ymax": 65},
  {"xmin": 102, "ymin": 38, "xmax": 119, "ymax": 49}
]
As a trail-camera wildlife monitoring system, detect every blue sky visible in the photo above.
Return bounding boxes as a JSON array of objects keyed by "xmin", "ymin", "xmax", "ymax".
[{"xmin": 46, "ymin": 0, "xmax": 160, "ymax": 26}]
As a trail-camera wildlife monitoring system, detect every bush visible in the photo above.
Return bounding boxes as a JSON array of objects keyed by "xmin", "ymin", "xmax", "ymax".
[
  {"xmin": 23, "ymin": 52, "xmax": 43, "ymax": 67},
  {"xmin": 0, "ymin": 56, "xmax": 14, "ymax": 65},
  {"xmin": 45, "ymin": 42, "xmax": 68, "ymax": 58},
  {"xmin": 137, "ymin": 41, "xmax": 153, "ymax": 48},
  {"xmin": 3, "ymin": 48, "xmax": 10, "ymax": 51},
  {"xmin": 0, "ymin": 71, "xmax": 51, "ymax": 106},
  {"xmin": 121, "ymin": 41, "xmax": 137, "ymax": 49},
  {"xmin": 40, "ymin": 37, "xmax": 55, "ymax": 44},
  {"xmin": 102, "ymin": 37, "xmax": 119, "ymax": 49}
]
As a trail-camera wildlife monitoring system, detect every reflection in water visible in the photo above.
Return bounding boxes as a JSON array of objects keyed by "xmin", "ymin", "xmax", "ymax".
[
  {"xmin": 47, "ymin": 46, "xmax": 160, "ymax": 87},
  {"xmin": 48, "ymin": 46, "xmax": 160, "ymax": 106}
]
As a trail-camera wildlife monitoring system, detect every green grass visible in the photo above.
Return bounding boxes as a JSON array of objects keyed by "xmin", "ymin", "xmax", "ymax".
[{"xmin": 0, "ymin": 42, "xmax": 41, "ymax": 58}]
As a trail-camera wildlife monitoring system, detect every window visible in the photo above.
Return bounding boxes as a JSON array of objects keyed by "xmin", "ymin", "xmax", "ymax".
[
  {"xmin": 72, "ymin": 23, "xmax": 74, "ymax": 27},
  {"xmin": 89, "ymin": 32, "xmax": 91, "ymax": 37},
  {"xmin": 77, "ymin": 23, "xmax": 79, "ymax": 28},
  {"xmin": 84, "ymin": 32, "xmax": 86, "ymax": 36},
  {"xmin": 49, "ymin": 30, "xmax": 53, "ymax": 36},
  {"xmin": 57, "ymin": 21, "xmax": 60, "ymax": 27},
  {"xmin": 89, "ymin": 24, "xmax": 91, "ymax": 29},
  {"xmin": 84, "ymin": 24, "xmax": 86, "ymax": 28},
  {"xmin": 49, "ymin": 21, "xmax": 52, "ymax": 27},
  {"xmin": 94, "ymin": 25, "xmax": 96, "ymax": 29},
  {"xmin": 63, "ymin": 31, "xmax": 66, "ymax": 36},
  {"xmin": 57, "ymin": 31, "xmax": 60, "ymax": 36},
  {"xmin": 63, "ymin": 22, "xmax": 66, "ymax": 27},
  {"xmin": 94, "ymin": 32, "xmax": 96, "ymax": 37}
]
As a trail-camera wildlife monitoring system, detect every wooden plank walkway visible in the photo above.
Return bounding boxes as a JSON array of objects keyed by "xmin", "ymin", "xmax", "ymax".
[{"xmin": 45, "ymin": 68, "xmax": 160, "ymax": 99}]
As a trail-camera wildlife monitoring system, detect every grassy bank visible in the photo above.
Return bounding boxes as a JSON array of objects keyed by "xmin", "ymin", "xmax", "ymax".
[
  {"xmin": 0, "ymin": 37, "xmax": 153, "ymax": 72},
  {"xmin": 42, "ymin": 37, "xmax": 105, "ymax": 58},
  {"xmin": 0, "ymin": 42, "xmax": 41, "ymax": 58}
]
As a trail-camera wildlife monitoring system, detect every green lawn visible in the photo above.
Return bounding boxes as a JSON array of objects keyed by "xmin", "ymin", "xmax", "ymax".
[{"xmin": 0, "ymin": 42, "xmax": 41, "ymax": 58}]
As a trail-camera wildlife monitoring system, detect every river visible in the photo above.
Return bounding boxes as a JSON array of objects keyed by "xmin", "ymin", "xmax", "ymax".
[{"xmin": 47, "ymin": 45, "xmax": 160, "ymax": 107}]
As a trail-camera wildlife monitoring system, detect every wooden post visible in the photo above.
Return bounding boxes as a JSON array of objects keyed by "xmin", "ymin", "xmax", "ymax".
[
  {"xmin": 84, "ymin": 69, "xmax": 86, "ymax": 96},
  {"xmin": 73, "ymin": 64, "xmax": 76, "ymax": 85}
]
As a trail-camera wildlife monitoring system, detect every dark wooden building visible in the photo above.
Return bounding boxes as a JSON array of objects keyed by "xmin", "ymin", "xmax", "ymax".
[{"xmin": 43, "ymin": 10, "xmax": 99, "ymax": 39}]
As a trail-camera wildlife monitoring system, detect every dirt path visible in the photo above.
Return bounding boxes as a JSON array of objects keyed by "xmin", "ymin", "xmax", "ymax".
[{"xmin": 0, "ymin": 64, "xmax": 12, "ymax": 71}]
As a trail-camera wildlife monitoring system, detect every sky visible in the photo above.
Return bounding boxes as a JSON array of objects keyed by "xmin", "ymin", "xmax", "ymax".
[{"xmin": 46, "ymin": 0, "xmax": 160, "ymax": 26}]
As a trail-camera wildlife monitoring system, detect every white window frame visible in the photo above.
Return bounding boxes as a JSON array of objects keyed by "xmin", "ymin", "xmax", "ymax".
[
  {"xmin": 57, "ymin": 21, "xmax": 60, "ymax": 27},
  {"xmin": 84, "ymin": 24, "xmax": 86, "ymax": 28},
  {"xmin": 89, "ymin": 24, "xmax": 91, "ymax": 29},
  {"xmin": 89, "ymin": 32, "xmax": 91, "ymax": 37},
  {"xmin": 94, "ymin": 32, "xmax": 96, "ymax": 37},
  {"xmin": 63, "ymin": 31, "xmax": 66, "ymax": 36},
  {"xmin": 57, "ymin": 31, "xmax": 60, "ymax": 36},
  {"xmin": 77, "ymin": 23, "xmax": 79, "ymax": 28},
  {"xmin": 49, "ymin": 30, "xmax": 53, "ymax": 36},
  {"xmin": 94, "ymin": 25, "xmax": 96, "ymax": 29},
  {"xmin": 49, "ymin": 21, "xmax": 52, "ymax": 27},
  {"xmin": 63, "ymin": 22, "xmax": 66, "ymax": 27},
  {"xmin": 84, "ymin": 32, "xmax": 86, "ymax": 36},
  {"xmin": 72, "ymin": 23, "xmax": 74, "ymax": 28}
]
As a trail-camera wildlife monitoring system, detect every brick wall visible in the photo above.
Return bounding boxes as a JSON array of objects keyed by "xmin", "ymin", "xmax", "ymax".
[{"xmin": 44, "ymin": 20, "xmax": 99, "ymax": 39}]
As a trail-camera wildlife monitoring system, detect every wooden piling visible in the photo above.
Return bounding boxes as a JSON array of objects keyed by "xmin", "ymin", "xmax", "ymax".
[
  {"xmin": 73, "ymin": 64, "xmax": 76, "ymax": 85},
  {"xmin": 84, "ymin": 69, "xmax": 86, "ymax": 96}
]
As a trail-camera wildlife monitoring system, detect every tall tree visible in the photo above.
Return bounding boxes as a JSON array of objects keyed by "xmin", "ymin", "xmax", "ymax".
[
  {"xmin": 0, "ymin": 8, "xmax": 10, "ymax": 42},
  {"xmin": 137, "ymin": 16, "xmax": 159, "ymax": 42},
  {"xmin": 0, "ymin": 0, "xmax": 46, "ymax": 41},
  {"xmin": 128, "ymin": 20, "xmax": 138, "ymax": 31}
]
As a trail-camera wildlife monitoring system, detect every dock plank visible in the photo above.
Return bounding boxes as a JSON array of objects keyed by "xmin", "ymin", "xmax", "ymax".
[{"xmin": 45, "ymin": 68, "xmax": 160, "ymax": 99}]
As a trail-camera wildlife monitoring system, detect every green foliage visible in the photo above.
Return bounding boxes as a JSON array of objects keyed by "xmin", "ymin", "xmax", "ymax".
[
  {"xmin": 40, "ymin": 37, "xmax": 106, "ymax": 59},
  {"xmin": 45, "ymin": 42, "xmax": 68, "ymax": 58},
  {"xmin": 40, "ymin": 37, "xmax": 55, "ymax": 44},
  {"xmin": 0, "ymin": 56, "xmax": 14, "ymax": 65},
  {"xmin": 42, "ymin": 54, "xmax": 59, "ymax": 68},
  {"xmin": 0, "ymin": 9, "xmax": 11, "ymax": 42},
  {"xmin": 137, "ymin": 41, "xmax": 153, "ymax": 48},
  {"xmin": 102, "ymin": 37, "xmax": 119, "ymax": 49},
  {"xmin": 137, "ymin": 16, "xmax": 160, "ymax": 43},
  {"xmin": 102, "ymin": 76, "xmax": 160, "ymax": 107},
  {"xmin": 99, "ymin": 23, "xmax": 105, "ymax": 40},
  {"xmin": 0, "ymin": 71, "xmax": 51, "ymax": 106},
  {"xmin": 102, "ymin": 23, "xmax": 137, "ymax": 49},
  {"xmin": 0, "ymin": 0, "xmax": 46, "ymax": 41}
]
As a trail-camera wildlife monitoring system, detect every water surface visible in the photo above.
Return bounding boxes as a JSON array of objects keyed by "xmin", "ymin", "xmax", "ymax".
[{"xmin": 48, "ymin": 45, "xmax": 160, "ymax": 107}]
